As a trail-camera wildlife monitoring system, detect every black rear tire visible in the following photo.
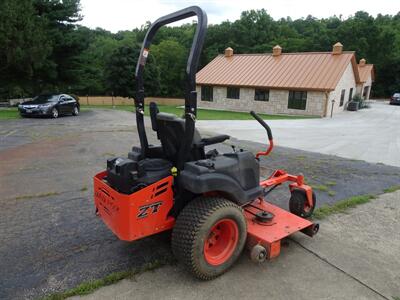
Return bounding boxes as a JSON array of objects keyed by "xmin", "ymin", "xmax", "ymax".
[
  {"xmin": 289, "ymin": 189, "xmax": 316, "ymax": 218},
  {"xmin": 171, "ymin": 196, "xmax": 247, "ymax": 280}
]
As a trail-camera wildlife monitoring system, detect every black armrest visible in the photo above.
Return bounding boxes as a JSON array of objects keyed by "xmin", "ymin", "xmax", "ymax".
[{"xmin": 200, "ymin": 134, "xmax": 230, "ymax": 146}]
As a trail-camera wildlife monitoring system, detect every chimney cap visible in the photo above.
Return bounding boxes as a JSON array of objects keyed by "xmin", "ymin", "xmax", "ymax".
[
  {"xmin": 224, "ymin": 47, "xmax": 233, "ymax": 57},
  {"xmin": 272, "ymin": 45, "xmax": 282, "ymax": 56},
  {"xmin": 332, "ymin": 42, "xmax": 343, "ymax": 55}
]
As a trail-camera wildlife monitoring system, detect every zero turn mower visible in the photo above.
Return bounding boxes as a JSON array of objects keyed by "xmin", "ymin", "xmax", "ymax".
[{"xmin": 94, "ymin": 6, "xmax": 318, "ymax": 280}]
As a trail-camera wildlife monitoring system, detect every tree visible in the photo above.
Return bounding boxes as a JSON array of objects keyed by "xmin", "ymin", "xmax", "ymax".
[
  {"xmin": 151, "ymin": 39, "xmax": 187, "ymax": 97},
  {"xmin": 105, "ymin": 44, "xmax": 160, "ymax": 98},
  {"xmin": 0, "ymin": 0, "xmax": 51, "ymax": 98},
  {"xmin": 1, "ymin": 3, "xmax": 400, "ymax": 98},
  {"xmin": 32, "ymin": 0, "xmax": 83, "ymax": 91}
]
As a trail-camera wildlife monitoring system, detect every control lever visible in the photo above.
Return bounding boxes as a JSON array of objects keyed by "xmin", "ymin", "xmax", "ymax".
[{"xmin": 250, "ymin": 111, "xmax": 274, "ymax": 158}]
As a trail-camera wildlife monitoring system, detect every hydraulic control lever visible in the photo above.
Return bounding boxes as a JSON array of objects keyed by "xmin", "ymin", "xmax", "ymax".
[{"xmin": 250, "ymin": 111, "xmax": 274, "ymax": 158}]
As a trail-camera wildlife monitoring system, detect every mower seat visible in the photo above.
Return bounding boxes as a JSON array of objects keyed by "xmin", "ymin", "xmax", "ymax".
[{"xmin": 149, "ymin": 102, "xmax": 230, "ymax": 164}]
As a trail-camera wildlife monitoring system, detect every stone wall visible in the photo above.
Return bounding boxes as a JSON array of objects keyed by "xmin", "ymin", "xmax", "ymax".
[{"xmin": 196, "ymin": 86, "xmax": 326, "ymax": 117}]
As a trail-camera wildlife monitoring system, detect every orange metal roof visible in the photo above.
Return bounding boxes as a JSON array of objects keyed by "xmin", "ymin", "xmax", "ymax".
[
  {"xmin": 358, "ymin": 64, "xmax": 375, "ymax": 83},
  {"xmin": 196, "ymin": 51, "xmax": 361, "ymax": 91}
]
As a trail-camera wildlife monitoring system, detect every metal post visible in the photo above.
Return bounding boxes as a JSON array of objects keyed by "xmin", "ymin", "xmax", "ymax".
[
  {"xmin": 112, "ymin": 91, "xmax": 115, "ymax": 109},
  {"xmin": 330, "ymin": 99, "xmax": 335, "ymax": 118}
]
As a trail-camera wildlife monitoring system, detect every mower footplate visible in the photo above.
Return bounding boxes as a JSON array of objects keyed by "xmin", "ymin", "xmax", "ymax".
[{"xmin": 244, "ymin": 198, "xmax": 317, "ymax": 259}]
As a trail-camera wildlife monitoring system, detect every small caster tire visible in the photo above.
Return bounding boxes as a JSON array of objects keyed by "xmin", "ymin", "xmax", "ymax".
[{"xmin": 250, "ymin": 244, "xmax": 267, "ymax": 263}]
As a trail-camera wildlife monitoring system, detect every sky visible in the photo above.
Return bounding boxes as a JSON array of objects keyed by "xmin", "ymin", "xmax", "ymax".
[{"xmin": 78, "ymin": 0, "xmax": 399, "ymax": 33}]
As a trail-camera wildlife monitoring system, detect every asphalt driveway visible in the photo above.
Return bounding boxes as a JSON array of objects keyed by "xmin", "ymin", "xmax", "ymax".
[
  {"xmin": 74, "ymin": 190, "xmax": 400, "ymax": 300},
  {"xmin": 197, "ymin": 101, "xmax": 400, "ymax": 167},
  {"xmin": 0, "ymin": 108, "xmax": 399, "ymax": 299}
]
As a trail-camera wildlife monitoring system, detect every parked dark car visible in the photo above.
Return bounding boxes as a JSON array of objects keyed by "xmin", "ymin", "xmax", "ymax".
[
  {"xmin": 18, "ymin": 94, "xmax": 80, "ymax": 118},
  {"xmin": 390, "ymin": 93, "xmax": 400, "ymax": 105}
]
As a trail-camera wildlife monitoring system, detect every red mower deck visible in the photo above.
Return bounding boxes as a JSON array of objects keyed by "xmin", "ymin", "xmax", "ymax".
[{"xmin": 244, "ymin": 199, "xmax": 317, "ymax": 259}]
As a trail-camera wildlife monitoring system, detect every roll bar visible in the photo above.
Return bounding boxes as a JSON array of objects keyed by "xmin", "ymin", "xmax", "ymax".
[{"xmin": 134, "ymin": 6, "xmax": 207, "ymax": 170}]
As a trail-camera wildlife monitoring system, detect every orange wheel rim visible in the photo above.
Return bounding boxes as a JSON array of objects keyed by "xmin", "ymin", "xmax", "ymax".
[{"xmin": 204, "ymin": 219, "xmax": 239, "ymax": 266}]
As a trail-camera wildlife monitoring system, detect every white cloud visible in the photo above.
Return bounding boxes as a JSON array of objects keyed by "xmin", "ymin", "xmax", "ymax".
[{"xmin": 78, "ymin": 0, "xmax": 399, "ymax": 32}]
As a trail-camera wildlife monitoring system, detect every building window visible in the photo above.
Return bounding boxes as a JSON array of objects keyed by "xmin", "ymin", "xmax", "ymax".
[
  {"xmin": 288, "ymin": 91, "xmax": 307, "ymax": 110},
  {"xmin": 254, "ymin": 89, "xmax": 269, "ymax": 101},
  {"xmin": 348, "ymin": 88, "xmax": 353, "ymax": 102},
  {"xmin": 339, "ymin": 89, "xmax": 345, "ymax": 107},
  {"xmin": 201, "ymin": 85, "xmax": 213, "ymax": 102},
  {"xmin": 227, "ymin": 87, "xmax": 240, "ymax": 99},
  {"xmin": 363, "ymin": 86, "xmax": 369, "ymax": 99}
]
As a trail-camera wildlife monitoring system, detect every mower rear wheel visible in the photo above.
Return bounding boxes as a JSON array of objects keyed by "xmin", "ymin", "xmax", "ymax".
[
  {"xmin": 289, "ymin": 189, "xmax": 316, "ymax": 218},
  {"xmin": 171, "ymin": 196, "xmax": 247, "ymax": 280}
]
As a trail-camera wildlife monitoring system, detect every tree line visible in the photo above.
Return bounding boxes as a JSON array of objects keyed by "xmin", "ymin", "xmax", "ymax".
[{"xmin": 1, "ymin": 0, "xmax": 399, "ymax": 100}]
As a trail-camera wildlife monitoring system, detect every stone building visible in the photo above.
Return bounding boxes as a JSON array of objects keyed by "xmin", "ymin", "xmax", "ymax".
[{"xmin": 196, "ymin": 43, "xmax": 375, "ymax": 117}]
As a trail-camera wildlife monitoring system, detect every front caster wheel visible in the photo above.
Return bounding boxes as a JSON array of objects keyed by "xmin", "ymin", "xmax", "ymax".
[
  {"xmin": 172, "ymin": 196, "xmax": 247, "ymax": 280},
  {"xmin": 289, "ymin": 189, "xmax": 316, "ymax": 218},
  {"xmin": 250, "ymin": 244, "xmax": 267, "ymax": 263}
]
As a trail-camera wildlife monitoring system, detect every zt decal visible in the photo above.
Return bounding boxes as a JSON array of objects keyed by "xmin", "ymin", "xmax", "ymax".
[{"xmin": 137, "ymin": 201, "xmax": 163, "ymax": 218}]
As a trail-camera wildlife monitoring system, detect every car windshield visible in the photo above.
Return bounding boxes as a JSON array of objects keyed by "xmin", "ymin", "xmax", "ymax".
[
  {"xmin": 393, "ymin": 93, "xmax": 400, "ymax": 97},
  {"xmin": 31, "ymin": 95, "xmax": 59, "ymax": 103}
]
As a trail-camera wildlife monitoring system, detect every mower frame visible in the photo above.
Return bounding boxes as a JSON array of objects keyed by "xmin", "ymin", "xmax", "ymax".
[{"xmin": 94, "ymin": 5, "xmax": 318, "ymax": 279}]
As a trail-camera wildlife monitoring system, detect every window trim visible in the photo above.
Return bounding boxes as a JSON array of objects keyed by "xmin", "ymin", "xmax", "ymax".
[
  {"xmin": 288, "ymin": 91, "xmax": 307, "ymax": 110},
  {"xmin": 254, "ymin": 89, "xmax": 270, "ymax": 101},
  {"xmin": 226, "ymin": 86, "xmax": 240, "ymax": 99},
  {"xmin": 201, "ymin": 85, "xmax": 213, "ymax": 102}
]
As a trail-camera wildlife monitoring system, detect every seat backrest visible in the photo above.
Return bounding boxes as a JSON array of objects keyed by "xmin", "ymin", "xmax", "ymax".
[
  {"xmin": 149, "ymin": 102, "xmax": 159, "ymax": 132},
  {"xmin": 155, "ymin": 112, "xmax": 204, "ymax": 165}
]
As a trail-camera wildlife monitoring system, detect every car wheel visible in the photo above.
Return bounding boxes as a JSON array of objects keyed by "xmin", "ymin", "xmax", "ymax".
[
  {"xmin": 51, "ymin": 108, "xmax": 59, "ymax": 118},
  {"xmin": 72, "ymin": 106, "xmax": 79, "ymax": 116}
]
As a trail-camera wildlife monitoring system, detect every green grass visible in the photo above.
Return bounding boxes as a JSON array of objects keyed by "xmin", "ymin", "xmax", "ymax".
[
  {"xmin": 311, "ymin": 184, "xmax": 329, "ymax": 192},
  {"xmin": 0, "ymin": 107, "xmax": 20, "ymax": 120},
  {"xmin": 80, "ymin": 104, "xmax": 318, "ymax": 120},
  {"xmin": 313, "ymin": 194, "xmax": 376, "ymax": 219},
  {"xmin": 41, "ymin": 259, "xmax": 173, "ymax": 300},
  {"xmin": 328, "ymin": 190, "xmax": 336, "ymax": 197},
  {"xmin": 383, "ymin": 185, "xmax": 400, "ymax": 193},
  {"xmin": 325, "ymin": 181, "xmax": 337, "ymax": 187},
  {"xmin": 81, "ymin": 105, "xmax": 134, "ymax": 112}
]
